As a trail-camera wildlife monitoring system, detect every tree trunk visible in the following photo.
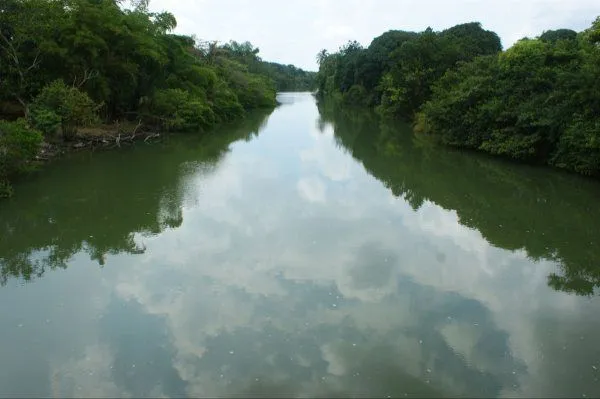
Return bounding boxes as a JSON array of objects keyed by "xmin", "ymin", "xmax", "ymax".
[{"xmin": 14, "ymin": 95, "xmax": 29, "ymax": 119}]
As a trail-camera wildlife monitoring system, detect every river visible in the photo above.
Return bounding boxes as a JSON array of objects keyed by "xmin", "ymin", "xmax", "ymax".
[{"xmin": 1, "ymin": 92, "xmax": 599, "ymax": 398}]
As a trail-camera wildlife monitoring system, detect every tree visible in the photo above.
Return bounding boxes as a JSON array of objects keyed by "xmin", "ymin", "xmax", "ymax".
[
  {"xmin": 316, "ymin": 49, "xmax": 329, "ymax": 66},
  {"xmin": 539, "ymin": 29, "xmax": 577, "ymax": 43},
  {"xmin": 417, "ymin": 17, "xmax": 600, "ymax": 176},
  {"xmin": 31, "ymin": 80, "xmax": 98, "ymax": 139},
  {"xmin": 316, "ymin": 22, "xmax": 502, "ymax": 114},
  {"xmin": 0, "ymin": 0, "xmax": 65, "ymax": 116}
]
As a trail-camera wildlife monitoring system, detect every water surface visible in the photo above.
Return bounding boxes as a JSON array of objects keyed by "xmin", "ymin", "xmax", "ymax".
[{"xmin": 1, "ymin": 93, "xmax": 599, "ymax": 398}]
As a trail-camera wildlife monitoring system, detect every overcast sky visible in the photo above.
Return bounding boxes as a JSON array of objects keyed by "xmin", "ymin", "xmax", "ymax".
[{"xmin": 148, "ymin": 0, "xmax": 600, "ymax": 71}]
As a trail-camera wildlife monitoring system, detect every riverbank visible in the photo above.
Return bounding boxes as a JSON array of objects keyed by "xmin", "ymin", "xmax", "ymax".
[
  {"xmin": 36, "ymin": 122, "xmax": 162, "ymax": 163},
  {"xmin": 315, "ymin": 19, "xmax": 600, "ymax": 178},
  {"xmin": 0, "ymin": 0, "xmax": 314, "ymax": 199}
]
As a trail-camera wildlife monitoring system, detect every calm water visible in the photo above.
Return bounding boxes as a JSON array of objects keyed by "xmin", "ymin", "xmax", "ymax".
[{"xmin": 1, "ymin": 93, "xmax": 599, "ymax": 398}]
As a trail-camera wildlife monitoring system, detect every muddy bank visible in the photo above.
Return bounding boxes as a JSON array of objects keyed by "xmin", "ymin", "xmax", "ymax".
[{"xmin": 36, "ymin": 123, "xmax": 162, "ymax": 162}]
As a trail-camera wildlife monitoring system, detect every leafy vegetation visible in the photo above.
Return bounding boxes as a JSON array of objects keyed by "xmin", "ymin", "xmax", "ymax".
[
  {"xmin": 0, "ymin": 119, "xmax": 43, "ymax": 197},
  {"xmin": 316, "ymin": 18, "xmax": 600, "ymax": 177},
  {"xmin": 315, "ymin": 23, "xmax": 501, "ymax": 113},
  {"xmin": 222, "ymin": 41, "xmax": 316, "ymax": 91},
  {"xmin": 30, "ymin": 80, "xmax": 99, "ymax": 139},
  {"xmin": 418, "ymin": 18, "xmax": 600, "ymax": 176},
  {"xmin": 0, "ymin": 0, "xmax": 314, "ymax": 196}
]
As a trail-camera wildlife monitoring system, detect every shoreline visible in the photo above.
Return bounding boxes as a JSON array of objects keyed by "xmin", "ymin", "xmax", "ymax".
[{"xmin": 35, "ymin": 123, "xmax": 162, "ymax": 164}]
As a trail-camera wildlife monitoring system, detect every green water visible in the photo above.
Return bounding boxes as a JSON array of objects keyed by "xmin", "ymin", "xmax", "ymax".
[{"xmin": 1, "ymin": 93, "xmax": 599, "ymax": 398}]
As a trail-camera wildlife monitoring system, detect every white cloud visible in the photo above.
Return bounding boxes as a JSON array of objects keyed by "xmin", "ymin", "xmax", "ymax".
[
  {"xmin": 147, "ymin": 0, "xmax": 600, "ymax": 70},
  {"xmin": 103, "ymin": 128, "xmax": 597, "ymax": 396},
  {"xmin": 3, "ymin": 94, "xmax": 600, "ymax": 398},
  {"xmin": 297, "ymin": 176, "xmax": 327, "ymax": 203}
]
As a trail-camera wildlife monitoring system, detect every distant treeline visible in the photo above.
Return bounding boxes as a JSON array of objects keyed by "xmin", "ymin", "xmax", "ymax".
[
  {"xmin": 258, "ymin": 62, "xmax": 316, "ymax": 92},
  {"xmin": 0, "ymin": 0, "xmax": 315, "ymax": 197},
  {"xmin": 316, "ymin": 19, "xmax": 600, "ymax": 177}
]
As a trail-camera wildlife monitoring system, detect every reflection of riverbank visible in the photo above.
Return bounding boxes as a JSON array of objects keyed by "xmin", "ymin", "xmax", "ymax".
[
  {"xmin": 1, "ymin": 94, "xmax": 599, "ymax": 398},
  {"xmin": 0, "ymin": 109, "xmax": 273, "ymax": 286},
  {"xmin": 317, "ymin": 99, "xmax": 600, "ymax": 297}
]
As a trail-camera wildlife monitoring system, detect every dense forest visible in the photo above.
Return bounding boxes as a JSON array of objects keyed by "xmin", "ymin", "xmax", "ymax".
[
  {"xmin": 0, "ymin": 0, "xmax": 315, "ymax": 197},
  {"xmin": 315, "ymin": 18, "xmax": 600, "ymax": 177}
]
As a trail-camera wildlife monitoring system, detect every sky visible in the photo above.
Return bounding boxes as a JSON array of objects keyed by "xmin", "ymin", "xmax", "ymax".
[
  {"xmin": 147, "ymin": 0, "xmax": 600, "ymax": 71},
  {"xmin": 154, "ymin": 0, "xmax": 599, "ymax": 71}
]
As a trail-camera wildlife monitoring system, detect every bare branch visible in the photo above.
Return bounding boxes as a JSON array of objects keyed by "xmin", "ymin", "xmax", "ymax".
[
  {"xmin": 72, "ymin": 69, "xmax": 99, "ymax": 88},
  {"xmin": 130, "ymin": 119, "xmax": 142, "ymax": 139},
  {"xmin": 144, "ymin": 133, "xmax": 160, "ymax": 143},
  {"xmin": 25, "ymin": 51, "xmax": 41, "ymax": 72},
  {"xmin": 0, "ymin": 31, "xmax": 20, "ymax": 66}
]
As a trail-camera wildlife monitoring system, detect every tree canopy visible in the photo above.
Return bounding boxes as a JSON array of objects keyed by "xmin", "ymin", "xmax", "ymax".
[
  {"xmin": 316, "ymin": 17, "xmax": 600, "ymax": 177},
  {"xmin": 315, "ymin": 22, "xmax": 501, "ymax": 112},
  {"xmin": 0, "ymin": 0, "xmax": 315, "ymax": 197},
  {"xmin": 417, "ymin": 18, "xmax": 600, "ymax": 176}
]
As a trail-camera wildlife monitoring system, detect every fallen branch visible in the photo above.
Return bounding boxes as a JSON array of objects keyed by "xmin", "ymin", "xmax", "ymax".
[
  {"xmin": 144, "ymin": 133, "xmax": 160, "ymax": 143},
  {"xmin": 129, "ymin": 119, "xmax": 142, "ymax": 140}
]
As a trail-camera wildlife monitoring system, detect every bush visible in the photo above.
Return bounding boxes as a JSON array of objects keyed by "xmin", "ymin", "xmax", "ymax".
[
  {"xmin": 31, "ymin": 80, "xmax": 98, "ymax": 139},
  {"xmin": 209, "ymin": 83, "xmax": 245, "ymax": 122},
  {"xmin": 150, "ymin": 89, "xmax": 217, "ymax": 132},
  {"xmin": 0, "ymin": 119, "xmax": 43, "ymax": 197},
  {"xmin": 342, "ymin": 84, "xmax": 369, "ymax": 106},
  {"xmin": 550, "ymin": 116, "xmax": 600, "ymax": 176},
  {"xmin": 226, "ymin": 72, "xmax": 276, "ymax": 109},
  {"xmin": 28, "ymin": 107, "xmax": 62, "ymax": 137}
]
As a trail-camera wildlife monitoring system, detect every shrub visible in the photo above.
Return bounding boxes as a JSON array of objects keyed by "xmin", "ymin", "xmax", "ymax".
[
  {"xmin": 150, "ymin": 89, "xmax": 217, "ymax": 131},
  {"xmin": 209, "ymin": 84, "xmax": 245, "ymax": 122},
  {"xmin": 0, "ymin": 119, "xmax": 43, "ymax": 197},
  {"xmin": 550, "ymin": 116, "xmax": 600, "ymax": 176},
  {"xmin": 29, "ymin": 107, "xmax": 61, "ymax": 137},
  {"xmin": 32, "ymin": 80, "xmax": 98, "ymax": 139},
  {"xmin": 342, "ymin": 84, "xmax": 368, "ymax": 106}
]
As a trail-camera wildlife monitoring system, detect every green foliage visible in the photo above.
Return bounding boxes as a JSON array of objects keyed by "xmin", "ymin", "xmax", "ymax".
[
  {"xmin": 0, "ymin": 0, "xmax": 289, "ymax": 126},
  {"xmin": 342, "ymin": 84, "xmax": 370, "ymax": 106},
  {"xmin": 209, "ymin": 82, "xmax": 245, "ymax": 122},
  {"xmin": 149, "ymin": 89, "xmax": 216, "ymax": 132},
  {"xmin": 31, "ymin": 80, "xmax": 98, "ymax": 139},
  {"xmin": 361, "ymin": 30, "xmax": 419, "ymax": 93},
  {"xmin": 256, "ymin": 62, "xmax": 316, "ymax": 91},
  {"xmin": 0, "ymin": 119, "xmax": 43, "ymax": 196},
  {"xmin": 587, "ymin": 16, "xmax": 600, "ymax": 44},
  {"xmin": 316, "ymin": 22, "xmax": 501, "ymax": 113},
  {"xmin": 550, "ymin": 116, "xmax": 600, "ymax": 175},
  {"xmin": 0, "ymin": 0, "xmax": 67, "ymax": 110},
  {"xmin": 539, "ymin": 29, "xmax": 577, "ymax": 43},
  {"xmin": 221, "ymin": 40, "xmax": 316, "ymax": 91},
  {"xmin": 379, "ymin": 23, "xmax": 501, "ymax": 117},
  {"xmin": 317, "ymin": 17, "xmax": 600, "ymax": 177},
  {"xmin": 418, "ymin": 19, "xmax": 600, "ymax": 176},
  {"xmin": 223, "ymin": 68, "xmax": 277, "ymax": 109},
  {"xmin": 0, "ymin": 0, "xmax": 308, "ymax": 197},
  {"xmin": 28, "ymin": 107, "xmax": 62, "ymax": 137}
]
